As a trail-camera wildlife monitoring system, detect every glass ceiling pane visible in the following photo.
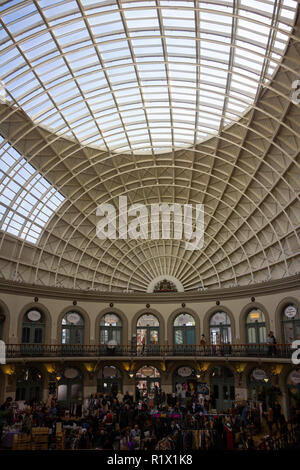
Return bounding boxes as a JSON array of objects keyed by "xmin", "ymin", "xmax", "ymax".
[
  {"xmin": 0, "ymin": 135, "xmax": 65, "ymax": 244},
  {"xmin": 0, "ymin": 0, "xmax": 296, "ymax": 154}
]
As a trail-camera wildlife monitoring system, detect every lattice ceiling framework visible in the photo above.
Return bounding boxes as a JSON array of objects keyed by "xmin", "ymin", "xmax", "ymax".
[{"xmin": 0, "ymin": 0, "xmax": 299, "ymax": 292}]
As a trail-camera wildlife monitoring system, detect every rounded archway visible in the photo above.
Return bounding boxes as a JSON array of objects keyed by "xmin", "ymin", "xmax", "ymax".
[
  {"xmin": 136, "ymin": 313, "xmax": 160, "ymax": 355},
  {"xmin": 286, "ymin": 369, "xmax": 300, "ymax": 418},
  {"xmin": 57, "ymin": 366, "xmax": 83, "ymax": 410},
  {"xmin": 281, "ymin": 303, "xmax": 300, "ymax": 344},
  {"xmin": 61, "ymin": 311, "xmax": 85, "ymax": 355},
  {"xmin": 247, "ymin": 367, "xmax": 273, "ymax": 412},
  {"xmin": 97, "ymin": 366, "xmax": 123, "ymax": 395},
  {"xmin": 173, "ymin": 366, "xmax": 209, "ymax": 397},
  {"xmin": 57, "ymin": 306, "xmax": 90, "ymax": 346},
  {"xmin": 15, "ymin": 366, "xmax": 43, "ymax": 404},
  {"xmin": 21, "ymin": 308, "xmax": 46, "ymax": 355},
  {"xmin": 210, "ymin": 366, "xmax": 235, "ymax": 412},
  {"xmin": 245, "ymin": 308, "xmax": 267, "ymax": 355},
  {"xmin": 99, "ymin": 313, "xmax": 122, "ymax": 355},
  {"xmin": 173, "ymin": 313, "xmax": 196, "ymax": 354},
  {"xmin": 135, "ymin": 365, "xmax": 161, "ymax": 401}
]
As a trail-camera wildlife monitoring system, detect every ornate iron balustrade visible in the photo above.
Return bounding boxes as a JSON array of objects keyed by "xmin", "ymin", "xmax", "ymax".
[{"xmin": 5, "ymin": 343, "xmax": 293, "ymax": 359}]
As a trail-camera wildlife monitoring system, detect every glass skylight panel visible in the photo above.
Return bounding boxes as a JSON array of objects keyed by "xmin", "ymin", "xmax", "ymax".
[
  {"xmin": 0, "ymin": 136, "xmax": 65, "ymax": 244},
  {"xmin": 0, "ymin": 0, "xmax": 296, "ymax": 153}
]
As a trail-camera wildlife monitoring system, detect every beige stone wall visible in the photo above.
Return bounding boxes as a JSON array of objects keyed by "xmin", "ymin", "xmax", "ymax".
[{"xmin": 0, "ymin": 287, "xmax": 299, "ymax": 344}]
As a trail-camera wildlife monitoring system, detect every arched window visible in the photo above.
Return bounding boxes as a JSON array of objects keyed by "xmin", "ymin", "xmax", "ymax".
[
  {"xmin": 137, "ymin": 314, "xmax": 159, "ymax": 354},
  {"xmin": 246, "ymin": 309, "xmax": 266, "ymax": 344},
  {"xmin": 97, "ymin": 366, "xmax": 123, "ymax": 394},
  {"xmin": 174, "ymin": 313, "xmax": 196, "ymax": 347},
  {"xmin": 57, "ymin": 367, "xmax": 83, "ymax": 408},
  {"xmin": 210, "ymin": 312, "xmax": 231, "ymax": 344},
  {"xmin": 61, "ymin": 312, "xmax": 84, "ymax": 345},
  {"xmin": 16, "ymin": 367, "xmax": 43, "ymax": 404},
  {"xmin": 21, "ymin": 309, "xmax": 45, "ymax": 344},
  {"xmin": 100, "ymin": 313, "xmax": 122, "ymax": 346},
  {"xmin": 281, "ymin": 304, "xmax": 300, "ymax": 343}
]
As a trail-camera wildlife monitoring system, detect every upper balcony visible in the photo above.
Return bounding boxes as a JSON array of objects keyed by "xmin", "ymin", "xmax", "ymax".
[{"xmin": 5, "ymin": 343, "xmax": 293, "ymax": 362}]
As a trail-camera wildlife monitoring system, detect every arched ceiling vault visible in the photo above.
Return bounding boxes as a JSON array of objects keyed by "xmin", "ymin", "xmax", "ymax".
[{"xmin": 0, "ymin": 0, "xmax": 299, "ymax": 292}]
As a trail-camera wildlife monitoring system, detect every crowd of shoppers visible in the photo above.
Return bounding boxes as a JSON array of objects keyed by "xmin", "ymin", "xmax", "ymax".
[{"xmin": 0, "ymin": 386, "xmax": 298, "ymax": 450}]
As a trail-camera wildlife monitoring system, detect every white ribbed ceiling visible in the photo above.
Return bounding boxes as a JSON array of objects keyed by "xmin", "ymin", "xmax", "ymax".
[{"xmin": 0, "ymin": 0, "xmax": 299, "ymax": 292}]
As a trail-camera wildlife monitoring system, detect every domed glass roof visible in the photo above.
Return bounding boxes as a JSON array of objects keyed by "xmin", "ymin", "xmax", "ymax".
[{"xmin": 0, "ymin": 0, "xmax": 297, "ymax": 153}]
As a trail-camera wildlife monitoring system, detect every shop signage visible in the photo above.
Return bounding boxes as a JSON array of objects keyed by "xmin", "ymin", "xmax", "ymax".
[
  {"xmin": 285, "ymin": 305, "xmax": 297, "ymax": 319},
  {"xmin": 177, "ymin": 367, "xmax": 193, "ymax": 377},
  {"xmin": 103, "ymin": 366, "xmax": 117, "ymax": 377},
  {"xmin": 27, "ymin": 310, "xmax": 41, "ymax": 322},
  {"xmin": 67, "ymin": 313, "xmax": 81, "ymax": 324},
  {"xmin": 290, "ymin": 370, "xmax": 300, "ymax": 384},
  {"xmin": 64, "ymin": 368, "xmax": 79, "ymax": 379},
  {"xmin": 252, "ymin": 369, "xmax": 267, "ymax": 381},
  {"xmin": 141, "ymin": 367, "xmax": 154, "ymax": 377}
]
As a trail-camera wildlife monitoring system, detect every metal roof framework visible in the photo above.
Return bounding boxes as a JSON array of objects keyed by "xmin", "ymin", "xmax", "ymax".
[{"xmin": 0, "ymin": 0, "xmax": 299, "ymax": 292}]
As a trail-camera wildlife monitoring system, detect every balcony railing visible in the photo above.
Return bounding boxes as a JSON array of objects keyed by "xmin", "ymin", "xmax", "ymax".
[{"xmin": 5, "ymin": 343, "xmax": 293, "ymax": 359}]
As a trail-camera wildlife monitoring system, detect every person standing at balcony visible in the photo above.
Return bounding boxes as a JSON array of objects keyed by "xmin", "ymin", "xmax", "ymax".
[
  {"xmin": 270, "ymin": 332, "xmax": 277, "ymax": 356},
  {"xmin": 200, "ymin": 334, "xmax": 207, "ymax": 354},
  {"xmin": 267, "ymin": 333, "xmax": 273, "ymax": 356}
]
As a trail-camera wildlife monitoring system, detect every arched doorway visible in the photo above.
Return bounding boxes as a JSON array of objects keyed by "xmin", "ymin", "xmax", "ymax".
[
  {"xmin": 57, "ymin": 367, "xmax": 83, "ymax": 409},
  {"xmin": 136, "ymin": 314, "xmax": 160, "ymax": 355},
  {"xmin": 135, "ymin": 366, "xmax": 161, "ymax": 400},
  {"xmin": 173, "ymin": 366, "xmax": 209, "ymax": 397},
  {"xmin": 286, "ymin": 370, "xmax": 300, "ymax": 418},
  {"xmin": 281, "ymin": 304, "xmax": 300, "ymax": 344},
  {"xmin": 100, "ymin": 313, "xmax": 122, "ymax": 355},
  {"xmin": 97, "ymin": 366, "xmax": 123, "ymax": 395},
  {"xmin": 15, "ymin": 367, "xmax": 43, "ymax": 404},
  {"xmin": 173, "ymin": 313, "xmax": 195, "ymax": 354},
  {"xmin": 246, "ymin": 309, "xmax": 267, "ymax": 355},
  {"xmin": 210, "ymin": 366, "xmax": 235, "ymax": 412},
  {"xmin": 21, "ymin": 309, "xmax": 45, "ymax": 355},
  {"xmin": 61, "ymin": 312, "xmax": 84, "ymax": 355},
  {"xmin": 248, "ymin": 368, "xmax": 272, "ymax": 412}
]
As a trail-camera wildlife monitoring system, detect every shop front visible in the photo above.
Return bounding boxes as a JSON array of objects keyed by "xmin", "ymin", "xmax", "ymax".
[
  {"xmin": 210, "ymin": 366, "xmax": 235, "ymax": 412},
  {"xmin": 15, "ymin": 367, "xmax": 43, "ymax": 404},
  {"xmin": 57, "ymin": 367, "xmax": 83, "ymax": 410},
  {"xmin": 135, "ymin": 366, "xmax": 160, "ymax": 400},
  {"xmin": 248, "ymin": 368, "xmax": 272, "ymax": 412},
  {"xmin": 286, "ymin": 370, "xmax": 300, "ymax": 417},
  {"xmin": 173, "ymin": 366, "xmax": 209, "ymax": 397},
  {"xmin": 97, "ymin": 366, "xmax": 123, "ymax": 394}
]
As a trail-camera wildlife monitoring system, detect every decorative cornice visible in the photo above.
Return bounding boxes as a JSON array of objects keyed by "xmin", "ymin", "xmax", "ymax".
[{"xmin": 0, "ymin": 274, "xmax": 299, "ymax": 303}]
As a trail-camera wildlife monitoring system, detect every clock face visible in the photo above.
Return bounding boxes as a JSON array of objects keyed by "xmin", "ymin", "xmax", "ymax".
[{"xmin": 178, "ymin": 367, "xmax": 192, "ymax": 377}]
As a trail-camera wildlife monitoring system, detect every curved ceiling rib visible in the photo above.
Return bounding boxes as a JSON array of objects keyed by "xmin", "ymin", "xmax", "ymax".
[{"xmin": 0, "ymin": 0, "xmax": 299, "ymax": 292}]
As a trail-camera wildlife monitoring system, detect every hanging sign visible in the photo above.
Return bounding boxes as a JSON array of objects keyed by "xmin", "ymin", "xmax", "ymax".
[
  {"xmin": 284, "ymin": 306, "xmax": 297, "ymax": 319},
  {"xmin": 67, "ymin": 313, "xmax": 81, "ymax": 324},
  {"xmin": 141, "ymin": 367, "xmax": 154, "ymax": 377},
  {"xmin": 27, "ymin": 310, "xmax": 41, "ymax": 322},
  {"xmin": 177, "ymin": 367, "xmax": 193, "ymax": 377},
  {"xmin": 252, "ymin": 369, "xmax": 267, "ymax": 381},
  {"xmin": 64, "ymin": 368, "xmax": 79, "ymax": 379}
]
